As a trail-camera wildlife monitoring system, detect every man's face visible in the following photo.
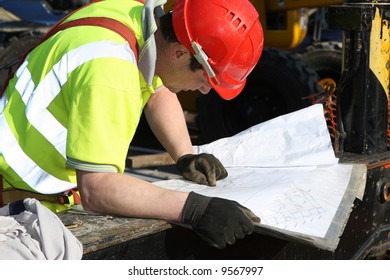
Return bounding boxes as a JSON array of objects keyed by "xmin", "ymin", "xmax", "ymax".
[
  {"xmin": 161, "ymin": 46, "xmax": 212, "ymax": 94},
  {"xmin": 168, "ymin": 68, "xmax": 211, "ymax": 94}
]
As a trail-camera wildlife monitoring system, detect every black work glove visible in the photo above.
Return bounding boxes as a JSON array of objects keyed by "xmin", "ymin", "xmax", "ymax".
[
  {"xmin": 176, "ymin": 153, "xmax": 228, "ymax": 186},
  {"xmin": 181, "ymin": 192, "xmax": 261, "ymax": 249}
]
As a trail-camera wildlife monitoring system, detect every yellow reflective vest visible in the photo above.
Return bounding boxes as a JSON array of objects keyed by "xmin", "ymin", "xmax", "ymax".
[{"xmin": 0, "ymin": 0, "xmax": 163, "ymax": 194}]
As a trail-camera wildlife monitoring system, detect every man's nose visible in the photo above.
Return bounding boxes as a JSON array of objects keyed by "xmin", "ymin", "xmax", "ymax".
[{"xmin": 198, "ymin": 84, "xmax": 212, "ymax": 94}]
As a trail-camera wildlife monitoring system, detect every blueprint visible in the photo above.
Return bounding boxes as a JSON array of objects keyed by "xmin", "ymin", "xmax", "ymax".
[{"xmin": 153, "ymin": 104, "xmax": 367, "ymax": 251}]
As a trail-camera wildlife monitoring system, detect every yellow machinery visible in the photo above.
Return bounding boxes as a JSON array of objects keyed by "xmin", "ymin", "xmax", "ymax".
[{"xmin": 165, "ymin": 0, "xmax": 342, "ymax": 49}]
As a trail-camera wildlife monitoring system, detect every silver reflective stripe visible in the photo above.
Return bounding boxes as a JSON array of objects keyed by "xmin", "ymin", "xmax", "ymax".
[
  {"xmin": 15, "ymin": 60, "xmax": 35, "ymax": 104},
  {"xmin": 0, "ymin": 40, "xmax": 136, "ymax": 193},
  {"xmin": 19, "ymin": 40, "xmax": 136, "ymax": 158},
  {"xmin": 0, "ymin": 113, "xmax": 75, "ymax": 194}
]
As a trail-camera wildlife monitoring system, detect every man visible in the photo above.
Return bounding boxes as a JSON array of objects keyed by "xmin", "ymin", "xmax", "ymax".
[{"xmin": 0, "ymin": 0, "xmax": 264, "ymax": 249}]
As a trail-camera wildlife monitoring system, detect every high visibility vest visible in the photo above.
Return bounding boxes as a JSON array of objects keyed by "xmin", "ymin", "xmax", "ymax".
[{"xmin": 0, "ymin": 0, "xmax": 163, "ymax": 194}]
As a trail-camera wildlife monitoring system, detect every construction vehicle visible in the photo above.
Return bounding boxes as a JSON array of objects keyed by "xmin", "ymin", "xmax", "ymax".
[{"xmin": 0, "ymin": 0, "xmax": 389, "ymax": 259}]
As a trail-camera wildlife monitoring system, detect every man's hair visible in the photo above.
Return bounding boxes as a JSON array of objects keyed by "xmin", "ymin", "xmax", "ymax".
[{"xmin": 160, "ymin": 12, "xmax": 202, "ymax": 71}]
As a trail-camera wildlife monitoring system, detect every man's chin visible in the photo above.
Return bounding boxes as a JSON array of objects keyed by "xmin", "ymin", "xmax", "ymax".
[{"xmin": 168, "ymin": 87, "xmax": 180, "ymax": 94}]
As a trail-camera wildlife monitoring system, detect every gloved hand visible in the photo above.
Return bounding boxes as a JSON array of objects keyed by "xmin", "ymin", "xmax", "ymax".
[
  {"xmin": 176, "ymin": 153, "xmax": 228, "ymax": 186},
  {"xmin": 181, "ymin": 192, "xmax": 261, "ymax": 249}
]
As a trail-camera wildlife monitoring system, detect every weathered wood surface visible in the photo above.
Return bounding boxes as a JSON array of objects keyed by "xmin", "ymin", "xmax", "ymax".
[
  {"xmin": 56, "ymin": 153, "xmax": 179, "ymax": 257},
  {"xmin": 58, "ymin": 210, "xmax": 172, "ymax": 255},
  {"xmin": 55, "ymin": 151, "xmax": 390, "ymax": 259}
]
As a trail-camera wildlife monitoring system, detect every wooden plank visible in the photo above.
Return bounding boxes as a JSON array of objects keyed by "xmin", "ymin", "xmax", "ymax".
[
  {"xmin": 58, "ymin": 210, "xmax": 172, "ymax": 255},
  {"xmin": 126, "ymin": 152, "xmax": 175, "ymax": 168}
]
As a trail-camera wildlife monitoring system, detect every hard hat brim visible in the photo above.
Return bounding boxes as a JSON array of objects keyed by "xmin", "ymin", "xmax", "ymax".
[{"xmin": 208, "ymin": 76, "xmax": 247, "ymax": 101}]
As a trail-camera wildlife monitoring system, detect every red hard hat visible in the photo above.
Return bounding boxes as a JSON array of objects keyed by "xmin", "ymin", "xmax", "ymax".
[{"xmin": 172, "ymin": 0, "xmax": 264, "ymax": 100}]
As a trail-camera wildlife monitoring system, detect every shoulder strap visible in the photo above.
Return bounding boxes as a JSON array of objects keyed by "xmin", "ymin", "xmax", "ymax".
[
  {"xmin": 1, "ymin": 0, "xmax": 141, "ymax": 96},
  {"xmin": 43, "ymin": 17, "xmax": 139, "ymax": 60}
]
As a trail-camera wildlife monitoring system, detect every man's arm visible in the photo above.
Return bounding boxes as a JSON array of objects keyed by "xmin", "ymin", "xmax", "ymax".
[
  {"xmin": 144, "ymin": 85, "xmax": 193, "ymax": 161},
  {"xmin": 77, "ymin": 170, "xmax": 188, "ymax": 221},
  {"xmin": 76, "ymin": 170, "xmax": 260, "ymax": 249},
  {"xmin": 144, "ymin": 86, "xmax": 228, "ymax": 186}
]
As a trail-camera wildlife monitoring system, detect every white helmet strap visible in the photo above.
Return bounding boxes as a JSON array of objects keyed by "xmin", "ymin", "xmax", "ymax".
[{"xmin": 191, "ymin": 41, "xmax": 219, "ymax": 85}]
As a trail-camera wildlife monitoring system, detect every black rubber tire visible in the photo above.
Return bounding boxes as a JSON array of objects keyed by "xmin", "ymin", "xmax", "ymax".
[
  {"xmin": 0, "ymin": 31, "xmax": 44, "ymax": 89},
  {"xmin": 195, "ymin": 47, "xmax": 321, "ymax": 144},
  {"xmin": 298, "ymin": 41, "xmax": 342, "ymax": 84}
]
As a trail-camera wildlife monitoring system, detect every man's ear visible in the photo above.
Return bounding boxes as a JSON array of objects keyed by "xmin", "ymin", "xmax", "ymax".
[{"xmin": 170, "ymin": 43, "xmax": 190, "ymax": 62}]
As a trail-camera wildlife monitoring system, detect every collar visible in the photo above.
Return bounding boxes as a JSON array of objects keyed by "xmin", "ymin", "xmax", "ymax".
[{"xmin": 138, "ymin": 0, "xmax": 167, "ymax": 87}]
